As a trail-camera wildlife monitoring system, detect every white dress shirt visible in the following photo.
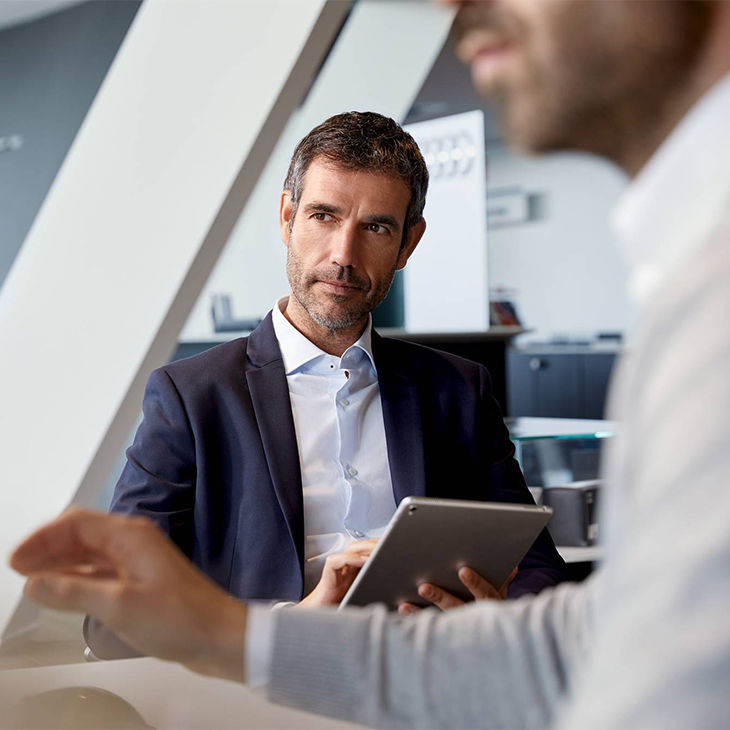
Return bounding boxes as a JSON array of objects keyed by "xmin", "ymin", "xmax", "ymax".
[
  {"xmin": 612, "ymin": 72, "xmax": 730, "ymax": 312},
  {"xmin": 256, "ymin": 73, "xmax": 730, "ymax": 729},
  {"xmin": 246, "ymin": 297, "xmax": 397, "ymax": 686},
  {"xmin": 562, "ymin": 71, "xmax": 730, "ymax": 727},
  {"xmin": 271, "ymin": 297, "xmax": 396, "ymax": 595}
]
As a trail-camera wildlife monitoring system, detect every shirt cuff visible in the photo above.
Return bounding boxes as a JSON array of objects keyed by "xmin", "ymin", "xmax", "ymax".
[{"xmin": 244, "ymin": 602, "xmax": 278, "ymax": 688}]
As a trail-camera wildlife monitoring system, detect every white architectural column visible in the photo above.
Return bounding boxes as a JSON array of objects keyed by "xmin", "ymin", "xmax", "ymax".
[
  {"xmin": 0, "ymin": 0, "xmax": 349, "ymax": 633},
  {"xmin": 404, "ymin": 110, "xmax": 490, "ymax": 332}
]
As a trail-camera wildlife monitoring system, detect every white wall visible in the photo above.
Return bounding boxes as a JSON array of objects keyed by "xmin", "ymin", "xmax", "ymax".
[
  {"xmin": 404, "ymin": 111, "xmax": 489, "ymax": 332},
  {"xmin": 486, "ymin": 146, "xmax": 630, "ymax": 340}
]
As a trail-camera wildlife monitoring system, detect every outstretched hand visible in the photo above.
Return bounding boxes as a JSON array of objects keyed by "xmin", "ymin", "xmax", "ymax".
[
  {"xmin": 10, "ymin": 508, "xmax": 248, "ymax": 682},
  {"xmin": 298, "ymin": 538, "xmax": 378, "ymax": 608}
]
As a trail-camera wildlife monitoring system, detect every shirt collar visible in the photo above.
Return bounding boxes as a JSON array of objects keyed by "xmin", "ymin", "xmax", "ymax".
[
  {"xmin": 271, "ymin": 296, "xmax": 376, "ymax": 375},
  {"xmin": 611, "ymin": 72, "xmax": 730, "ymax": 309}
]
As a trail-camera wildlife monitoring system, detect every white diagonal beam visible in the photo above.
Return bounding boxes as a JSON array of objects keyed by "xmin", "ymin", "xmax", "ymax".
[{"xmin": 0, "ymin": 0, "xmax": 349, "ymax": 634}]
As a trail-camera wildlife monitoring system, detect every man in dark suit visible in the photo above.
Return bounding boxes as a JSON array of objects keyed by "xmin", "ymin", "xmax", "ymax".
[{"xmin": 88, "ymin": 112, "xmax": 564, "ymax": 655}]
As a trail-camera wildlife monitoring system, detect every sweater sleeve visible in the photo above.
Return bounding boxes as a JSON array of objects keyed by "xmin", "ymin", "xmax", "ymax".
[{"xmin": 267, "ymin": 577, "xmax": 596, "ymax": 729}]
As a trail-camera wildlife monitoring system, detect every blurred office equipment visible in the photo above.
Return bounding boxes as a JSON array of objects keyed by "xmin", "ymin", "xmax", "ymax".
[
  {"xmin": 507, "ymin": 417, "xmax": 612, "ymax": 571},
  {"xmin": 542, "ymin": 481, "xmax": 600, "ymax": 548},
  {"xmin": 508, "ymin": 417, "xmax": 613, "ymax": 486},
  {"xmin": 489, "ymin": 286, "xmax": 523, "ymax": 327},
  {"xmin": 210, "ymin": 294, "xmax": 261, "ymax": 334}
]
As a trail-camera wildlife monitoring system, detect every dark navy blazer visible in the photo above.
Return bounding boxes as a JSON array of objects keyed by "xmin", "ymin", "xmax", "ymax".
[{"xmin": 88, "ymin": 314, "xmax": 565, "ymax": 656}]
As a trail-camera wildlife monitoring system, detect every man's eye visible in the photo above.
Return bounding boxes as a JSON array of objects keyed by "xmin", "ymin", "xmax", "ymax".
[
  {"xmin": 367, "ymin": 223, "xmax": 387, "ymax": 234},
  {"xmin": 312, "ymin": 212, "xmax": 332, "ymax": 221}
]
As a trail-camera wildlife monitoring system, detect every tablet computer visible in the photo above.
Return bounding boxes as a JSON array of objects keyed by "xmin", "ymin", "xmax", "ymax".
[{"xmin": 339, "ymin": 497, "xmax": 553, "ymax": 610}]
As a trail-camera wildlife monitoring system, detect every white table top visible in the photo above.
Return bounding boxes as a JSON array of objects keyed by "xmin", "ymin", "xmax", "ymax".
[{"xmin": 0, "ymin": 655, "xmax": 364, "ymax": 729}]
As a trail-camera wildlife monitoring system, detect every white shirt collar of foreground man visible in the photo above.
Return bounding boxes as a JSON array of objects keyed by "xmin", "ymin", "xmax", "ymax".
[{"xmin": 612, "ymin": 72, "xmax": 730, "ymax": 310}]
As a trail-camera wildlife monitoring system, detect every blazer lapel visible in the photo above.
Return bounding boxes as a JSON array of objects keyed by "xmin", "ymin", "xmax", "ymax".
[
  {"xmin": 373, "ymin": 333, "xmax": 427, "ymax": 504},
  {"xmin": 246, "ymin": 315, "xmax": 304, "ymax": 572}
]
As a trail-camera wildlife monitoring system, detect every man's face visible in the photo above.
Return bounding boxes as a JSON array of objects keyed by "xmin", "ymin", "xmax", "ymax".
[
  {"xmin": 280, "ymin": 157, "xmax": 423, "ymax": 333},
  {"xmin": 446, "ymin": 0, "xmax": 711, "ymax": 160}
]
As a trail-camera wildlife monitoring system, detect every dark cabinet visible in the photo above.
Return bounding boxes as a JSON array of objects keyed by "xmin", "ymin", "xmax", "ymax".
[
  {"xmin": 583, "ymin": 353, "xmax": 616, "ymax": 418},
  {"xmin": 507, "ymin": 348, "xmax": 618, "ymax": 419}
]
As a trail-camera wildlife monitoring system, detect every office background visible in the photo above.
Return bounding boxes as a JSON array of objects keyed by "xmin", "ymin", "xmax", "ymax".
[
  {"xmin": 1, "ymin": 0, "xmax": 621, "ymax": 681},
  {"xmin": 1, "ymin": 0, "xmax": 629, "ymax": 347}
]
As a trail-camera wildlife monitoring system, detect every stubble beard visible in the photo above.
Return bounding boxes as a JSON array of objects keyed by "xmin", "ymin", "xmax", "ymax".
[
  {"xmin": 286, "ymin": 242, "xmax": 396, "ymax": 333},
  {"xmin": 455, "ymin": 1, "xmax": 713, "ymax": 168}
]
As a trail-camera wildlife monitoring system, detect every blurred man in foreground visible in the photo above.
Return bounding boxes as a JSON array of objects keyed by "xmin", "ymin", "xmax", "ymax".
[{"xmin": 12, "ymin": 1, "xmax": 730, "ymax": 727}]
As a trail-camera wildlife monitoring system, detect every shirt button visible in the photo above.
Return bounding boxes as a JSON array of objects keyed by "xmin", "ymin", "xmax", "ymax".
[
  {"xmin": 353, "ymin": 530, "xmax": 365, "ymax": 538},
  {"xmin": 347, "ymin": 466, "xmax": 358, "ymax": 477},
  {"xmin": 340, "ymin": 398, "xmax": 349, "ymax": 407}
]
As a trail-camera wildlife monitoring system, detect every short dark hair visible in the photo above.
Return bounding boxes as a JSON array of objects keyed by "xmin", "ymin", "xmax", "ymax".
[{"xmin": 284, "ymin": 111, "xmax": 428, "ymax": 244}]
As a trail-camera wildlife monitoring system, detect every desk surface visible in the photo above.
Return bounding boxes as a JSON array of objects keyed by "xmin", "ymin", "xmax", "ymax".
[{"xmin": 0, "ymin": 654, "xmax": 364, "ymax": 729}]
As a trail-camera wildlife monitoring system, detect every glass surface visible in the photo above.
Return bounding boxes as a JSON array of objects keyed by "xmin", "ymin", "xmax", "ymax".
[
  {"xmin": 506, "ymin": 417, "xmax": 615, "ymax": 487},
  {"xmin": 506, "ymin": 417, "xmax": 616, "ymax": 442}
]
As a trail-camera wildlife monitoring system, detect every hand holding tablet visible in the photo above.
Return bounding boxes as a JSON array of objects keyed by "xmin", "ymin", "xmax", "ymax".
[
  {"xmin": 339, "ymin": 497, "xmax": 553, "ymax": 611},
  {"xmin": 403, "ymin": 563, "xmax": 518, "ymax": 614}
]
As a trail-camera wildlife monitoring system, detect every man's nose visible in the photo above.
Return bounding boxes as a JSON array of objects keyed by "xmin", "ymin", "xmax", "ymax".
[{"xmin": 330, "ymin": 224, "xmax": 359, "ymax": 269}]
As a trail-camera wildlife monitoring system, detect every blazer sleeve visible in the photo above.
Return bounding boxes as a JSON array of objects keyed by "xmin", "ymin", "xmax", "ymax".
[
  {"xmin": 109, "ymin": 367, "xmax": 197, "ymax": 553},
  {"xmin": 86, "ymin": 367, "xmax": 197, "ymax": 659},
  {"xmin": 476, "ymin": 365, "xmax": 569, "ymax": 597}
]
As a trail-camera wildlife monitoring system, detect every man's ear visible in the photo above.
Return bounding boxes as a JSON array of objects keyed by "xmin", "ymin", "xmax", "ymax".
[
  {"xmin": 396, "ymin": 218, "xmax": 426, "ymax": 270},
  {"xmin": 279, "ymin": 190, "xmax": 293, "ymax": 247}
]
